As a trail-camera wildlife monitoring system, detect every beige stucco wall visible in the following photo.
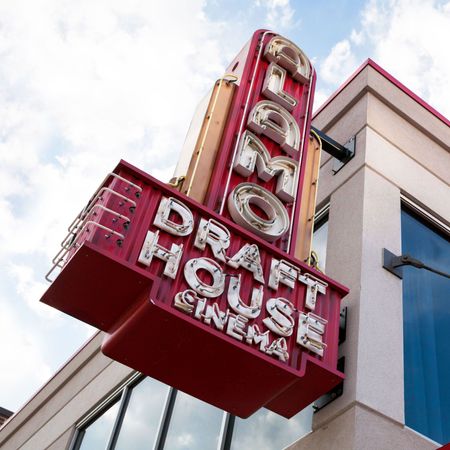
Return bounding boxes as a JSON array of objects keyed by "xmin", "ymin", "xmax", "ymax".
[
  {"xmin": 292, "ymin": 63, "xmax": 449, "ymax": 450},
  {"xmin": 287, "ymin": 403, "xmax": 439, "ymax": 450}
]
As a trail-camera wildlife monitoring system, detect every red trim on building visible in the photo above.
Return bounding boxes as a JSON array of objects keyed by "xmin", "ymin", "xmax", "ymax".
[{"xmin": 313, "ymin": 58, "xmax": 450, "ymax": 128}]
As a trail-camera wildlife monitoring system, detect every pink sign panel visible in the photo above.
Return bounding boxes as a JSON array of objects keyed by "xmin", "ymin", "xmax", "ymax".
[{"xmin": 42, "ymin": 160, "xmax": 347, "ymax": 418}]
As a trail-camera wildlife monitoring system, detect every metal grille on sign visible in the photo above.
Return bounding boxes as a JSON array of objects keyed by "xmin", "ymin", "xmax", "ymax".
[{"xmin": 45, "ymin": 173, "xmax": 142, "ymax": 282}]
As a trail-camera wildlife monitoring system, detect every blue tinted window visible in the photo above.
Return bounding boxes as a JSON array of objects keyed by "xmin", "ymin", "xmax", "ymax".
[
  {"xmin": 231, "ymin": 405, "xmax": 313, "ymax": 449},
  {"xmin": 115, "ymin": 377, "xmax": 168, "ymax": 450},
  {"xmin": 78, "ymin": 399, "xmax": 120, "ymax": 449},
  {"xmin": 163, "ymin": 391, "xmax": 224, "ymax": 449},
  {"xmin": 402, "ymin": 208, "xmax": 450, "ymax": 444}
]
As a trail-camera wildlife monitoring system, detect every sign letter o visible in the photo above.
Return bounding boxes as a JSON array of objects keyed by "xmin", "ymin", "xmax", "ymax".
[
  {"xmin": 227, "ymin": 183, "xmax": 289, "ymax": 242},
  {"xmin": 184, "ymin": 257, "xmax": 225, "ymax": 298}
]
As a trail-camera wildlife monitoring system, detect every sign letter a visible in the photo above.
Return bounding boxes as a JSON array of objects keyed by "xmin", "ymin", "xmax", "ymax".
[{"xmin": 247, "ymin": 100, "xmax": 300, "ymax": 157}]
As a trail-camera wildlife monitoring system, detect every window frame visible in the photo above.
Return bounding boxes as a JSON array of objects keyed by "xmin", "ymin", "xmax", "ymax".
[
  {"xmin": 70, "ymin": 374, "xmax": 315, "ymax": 450},
  {"xmin": 70, "ymin": 204, "xmax": 332, "ymax": 450},
  {"xmin": 70, "ymin": 372, "xmax": 143, "ymax": 450},
  {"xmin": 401, "ymin": 194, "xmax": 450, "ymax": 236},
  {"xmin": 70, "ymin": 375, "xmax": 229, "ymax": 450},
  {"xmin": 310, "ymin": 203, "xmax": 330, "ymax": 272}
]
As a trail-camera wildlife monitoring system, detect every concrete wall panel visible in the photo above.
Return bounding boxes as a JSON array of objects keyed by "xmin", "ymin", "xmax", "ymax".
[
  {"xmin": 365, "ymin": 127, "xmax": 449, "ymax": 221},
  {"xmin": 314, "ymin": 168, "xmax": 366, "ymax": 428},
  {"xmin": 356, "ymin": 168, "xmax": 403, "ymax": 422},
  {"xmin": 367, "ymin": 93, "xmax": 450, "ymax": 183}
]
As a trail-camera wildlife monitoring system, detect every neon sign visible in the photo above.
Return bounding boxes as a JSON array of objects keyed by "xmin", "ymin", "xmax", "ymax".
[
  {"xmin": 41, "ymin": 31, "xmax": 347, "ymax": 419},
  {"xmin": 203, "ymin": 31, "xmax": 315, "ymax": 255}
]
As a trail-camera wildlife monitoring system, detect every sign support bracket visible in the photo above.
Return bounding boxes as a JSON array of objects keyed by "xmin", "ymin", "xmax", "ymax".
[{"xmin": 311, "ymin": 126, "xmax": 356, "ymax": 174}]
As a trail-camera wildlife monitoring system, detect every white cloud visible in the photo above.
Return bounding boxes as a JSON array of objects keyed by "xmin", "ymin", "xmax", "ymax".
[
  {"xmin": 255, "ymin": 0, "xmax": 296, "ymax": 29},
  {"xmin": 313, "ymin": 89, "xmax": 330, "ymax": 112},
  {"xmin": 0, "ymin": 0, "xmax": 240, "ymax": 411},
  {"xmin": 231, "ymin": 406, "xmax": 313, "ymax": 449},
  {"xmin": 176, "ymin": 433, "xmax": 194, "ymax": 447},
  {"xmin": 0, "ymin": 0, "xmax": 233, "ymax": 264},
  {"xmin": 363, "ymin": 0, "xmax": 450, "ymax": 113},
  {"xmin": 350, "ymin": 29, "xmax": 365, "ymax": 46},
  {"xmin": 8, "ymin": 263, "xmax": 56, "ymax": 318},
  {"xmin": 0, "ymin": 298, "xmax": 53, "ymax": 410},
  {"xmin": 320, "ymin": 39, "xmax": 357, "ymax": 85},
  {"xmin": 318, "ymin": 0, "xmax": 450, "ymax": 118}
]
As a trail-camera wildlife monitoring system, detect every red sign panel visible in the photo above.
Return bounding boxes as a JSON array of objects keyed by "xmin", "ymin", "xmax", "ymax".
[
  {"xmin": 42, "ymin": 160, "xmax": 347, "ymax": 418},
  {"xmin": 204, "ymin": 30, "xmax": 316, "ymax": 255}
]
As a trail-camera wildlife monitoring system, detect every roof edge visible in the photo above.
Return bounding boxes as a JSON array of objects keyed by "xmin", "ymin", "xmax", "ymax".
[{"xmin": 313, "ymin": 58, "xmax": 450, "ymax": 128}]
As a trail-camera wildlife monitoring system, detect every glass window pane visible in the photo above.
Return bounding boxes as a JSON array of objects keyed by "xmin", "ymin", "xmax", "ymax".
[
  {"xmin": 163, "ymin": 391, "xmax": 224, "ymax": 450},
  {"xmin": 115, "ymin": 377, "xmax": 168, "ymax": 450},
  {"xmin": 79, "ymin": 399, "xmax": 120, "ymax": 450},
  {"xmin": 231, "ymin": 406, "xmax": 313, "ymax": 450},
  {"xmin": 312, "ymin": 219, "xmax": 328, "ymax": 271},
  {"xmin": 402, "ymin": 208, "xmax": 450, "ymax": 444}
]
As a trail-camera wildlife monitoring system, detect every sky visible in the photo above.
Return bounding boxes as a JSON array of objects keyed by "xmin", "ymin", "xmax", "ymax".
[{"xmin": 0, "ymin": 0, "xmax": 449, "ymax": 413}]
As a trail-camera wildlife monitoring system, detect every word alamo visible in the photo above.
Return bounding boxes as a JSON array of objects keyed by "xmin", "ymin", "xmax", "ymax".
[
  {"xmin": 138, "ymin": 196, "xmax": 329, "ymax": 364},
  {"xmin": 226, "ymin": 36, "xmax": 312, "ymax": 243}
]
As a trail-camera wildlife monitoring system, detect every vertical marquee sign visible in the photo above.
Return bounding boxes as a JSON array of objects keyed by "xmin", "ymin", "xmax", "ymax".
[
  {"xmin": 41, "ymin": 30, "xmax": 347, "ymax": 419},
  {"xmin": 182, "ymin": 30, "xmax": 316, "ymax": 255}
]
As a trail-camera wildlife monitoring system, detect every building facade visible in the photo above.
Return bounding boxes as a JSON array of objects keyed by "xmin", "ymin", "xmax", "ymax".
[{"xmin": 0, "ymin": 59, "xmax": 448, "ymax": 450}]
